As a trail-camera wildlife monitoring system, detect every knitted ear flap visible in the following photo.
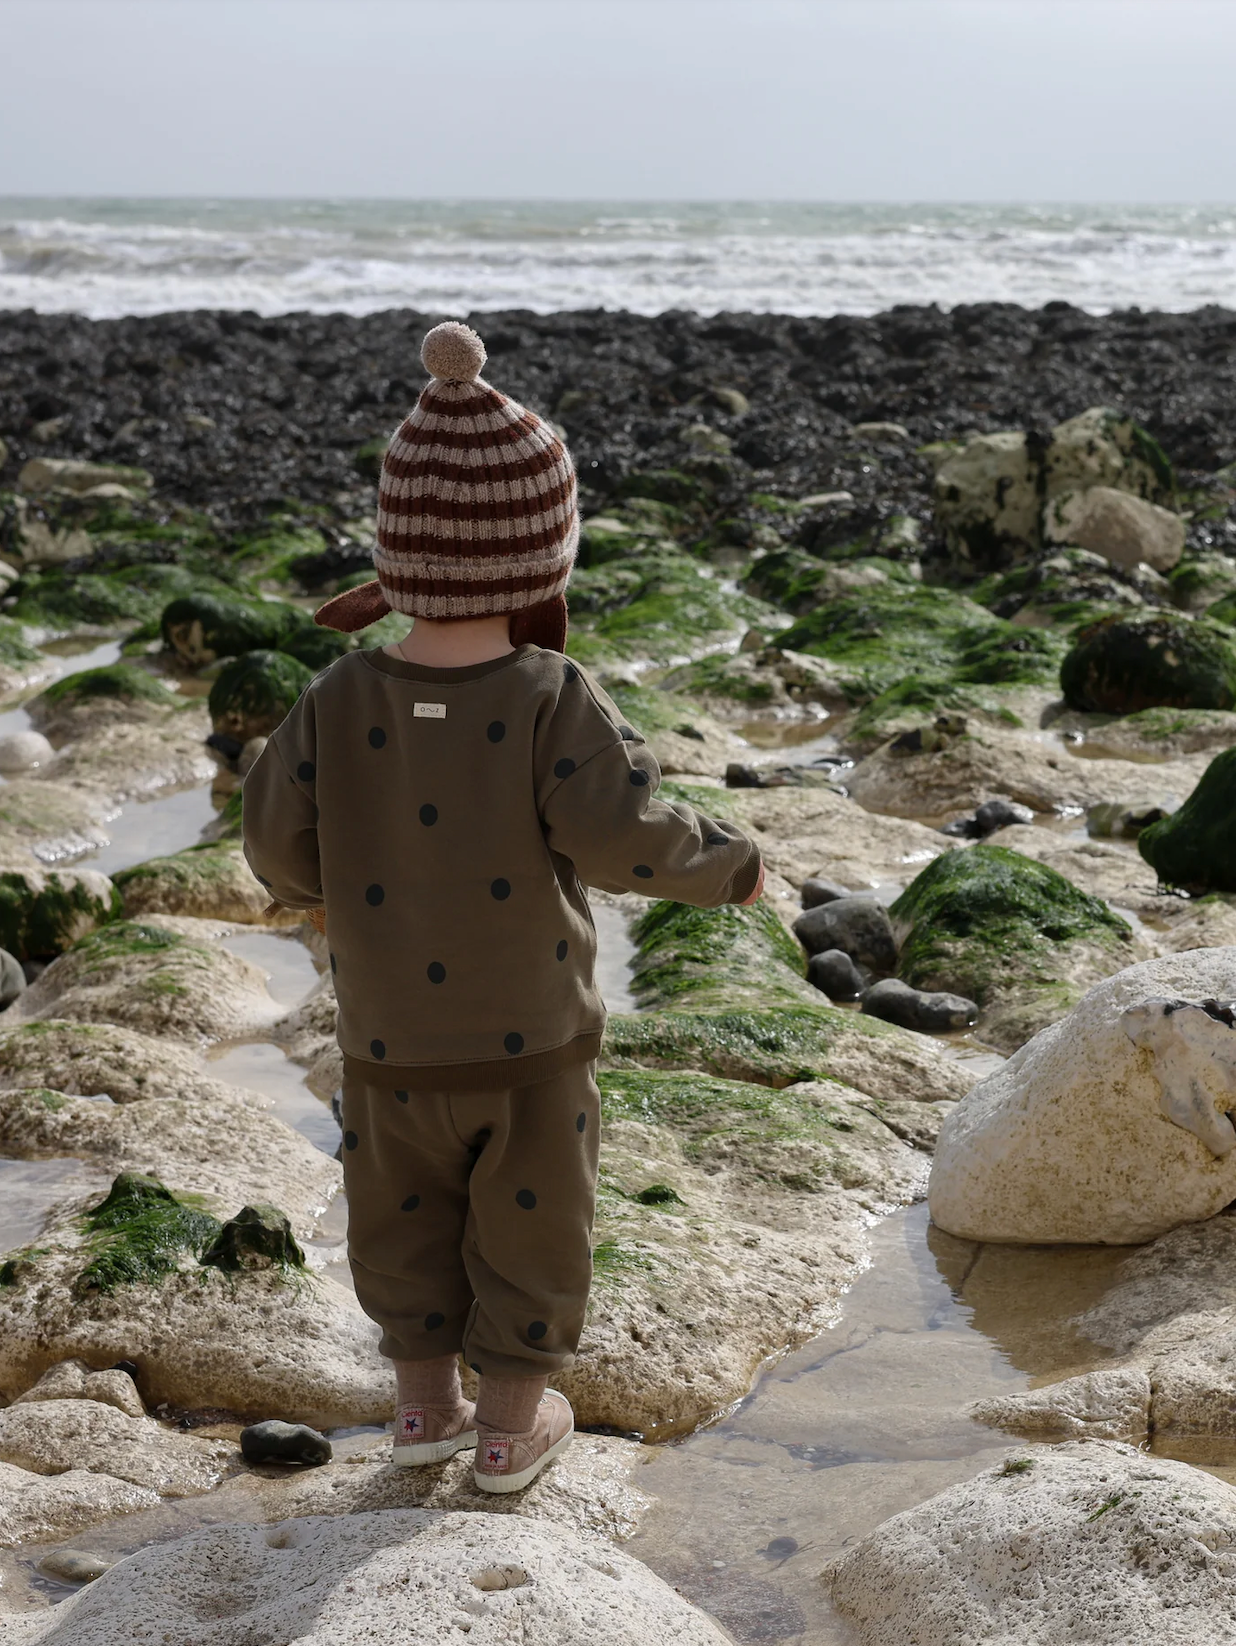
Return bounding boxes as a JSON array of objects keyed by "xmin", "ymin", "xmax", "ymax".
[
  {"xmin": 313, "ymin": 580, "xmax": 392, "ymax": 633},
  {"xmin": 510, "ymin": 594, "xmax": 568, "ymax": 653}
]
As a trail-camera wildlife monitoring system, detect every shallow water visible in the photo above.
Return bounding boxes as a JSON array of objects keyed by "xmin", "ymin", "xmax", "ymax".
[
  {"xmin": 627, "ymin": 1202, "xmax": 1130, "ymax": 1645},
  {"xmin": 81, "ymin": 784, "xmax": 219, "ymax": 877}
]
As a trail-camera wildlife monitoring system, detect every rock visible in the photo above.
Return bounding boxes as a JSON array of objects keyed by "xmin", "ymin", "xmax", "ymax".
[
  {"xmin": 113, "ymin": 842, "xmax": 299, "ymax": 925},
  {"xmin": 1086, "ymin": 799, "xmax": 1171, "ymax": 839},
  {"xmin": 25, "ymin": 663, "xmax": 175, "ymax": 739},
  {"xmin": 1062, "ymin": 612, "xmax": 1236, "ymax": 713},
  {"xmin": 968, "ymin": 1366, "xmax": 1152, "ymax": 1443},
  {"xmin": 891, "ymin": 844, "xmax": 1140, "ymax": 1053},
  {"xmin": 980, "ymin": 545, "xmax": 1162, "ymax": 629},
  {"xmin": 0, "ymin": 1459, "xmax": 157, "ymax": 1548},
  {"xmin": 711, "ymin": 387, "xmax": 749, "ymax": 417},
  {"xmin": 800, "ymin": 876, "xmax": 852, "ymax": 908},
  {"xmin": 35, "ymin": 713, "xmax": 217, "ymax": 803},
  {"xmin": 37, "ymin": 1549, "xmax": 113, "ymax": 1584},
  {"xmin": 13, "ymin": 1359, "xmax": 145, "ymax": 1419},
  {"xmin": 17, "ymin": 458, "xmax": 152, "ymax": 496},
  {"xmin": 0, "ymin": 948, "xmax": 25, "ymax": 1008},
  {"xmin": 933, "ymin": 431, "xmax": 1040, "ymax": 569},
  {"xmin": 0, "ymin": 779, "xmax": 113, "ymax": 866},
  {"xmin": 1050, "ymin": 485, "xmax": 1186, "ymax": 572},
  {"xmin": 209, "ymin": 648, "xmax": 313, "ymax": 741},
  {"xmin": 0, "ymin": 1399, "xmax": 229, "ymax": 1495},
  {"xmin": 0, "ymin": 1509, "xmax": 732, "ymax": 1645},
  {"xmin": 861, "ymin": 978, "xmax": 977, "ymax": 1033},
  {"xmin": 0, "ymin": 731, "xmax": 53, "ymax": 772},
  {"xmin": 1139, "ymin": 746, "xmax": 1236, "ymax": 892},
  {"xmin": 793, "ymin": 897, "xmax": 898, "ymax": 974},
  {"xmin": 973, "ymin": 796, "xmax": 1035, "ymax": 834},
  {"xmin": 1043, "ymin": 406, "xmax": 1175, "ymax": 502},
  {"xmin": 201, "ymin": 1204, "xmax": 305, "ymax": 1273},
  {"xmin": 806, "ymin": 948, "xmax": 866, "ymax": 1001},
  {"xmin": 160, "ymin": 593, "xmax": 306, "ymax": 667},
  {"xmin": 1072, "ymin": 705, "xmax": 1236, "ymax": 759},
  {"xmin": 1170, "ymin": 552, "xmax": 1236, "ymax": 612},
  {"xmin": 853, "ymin": 421, "xmax": 909, "ymax": 442},
  {"xmin": 828, "ymin": 1441, "xmax": 1236, "ymax": 1646},
  {"xmin": 240, "ymin": 1419, "xmax": 332, "ymax": 1467},
  {"xmin": 5, "ymin": 919, "xmax": 282, "ymax": 1045},
  {"xmin": 0, "ymin": 1181, "xmax": 392, "ymax": 1428},
  {"xmin": 0, "ymin": 1086, "xmax": 341, "ymax": 1239},
  {"xmin": 928, "ymin": 948, "xmax": 1236, "ymax": 1243},
  {"xmin": 0, "ymin": 1018, "xmax": 253, "ymax": 1105},
  {"xmin": 0, "ymin": 867, "xmax": 120, "ymax": 962}
]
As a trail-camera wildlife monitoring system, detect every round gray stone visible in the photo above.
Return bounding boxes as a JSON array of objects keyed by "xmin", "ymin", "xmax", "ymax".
[
  {"xmin": 861, "ymin": 978, "xmax": 978, "ymax": 1033},
  {"xmin": 806, "ymin": 948, "xmax": 867, "ymax": 1001},
  {"xmin": 793, "ymin": 896, "xmax": 898, "ymax": 974}
]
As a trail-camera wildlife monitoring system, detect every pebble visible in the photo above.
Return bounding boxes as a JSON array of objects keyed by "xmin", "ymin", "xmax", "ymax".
[
  {"xmin": 860, "ymin": 978, "xmax": 978, "ymax": 1033},
  {"xmin": 806, "ymin": 949, "xmax": 867, "ymax": 1001},
  {"xmin": 793, "ymin": 897, "xmax": 898, "ymax": 975},
  {"xmin": 240, "ymin": 1418, "xmax": 333, "ymax": 1466},
  {"xmin": 0, "ymin": 730, "xmax": 54, "ymax": 773},
  {"xmin": 800, "ymin": 876, "xmax": 852, "ymax": 909},
  {"xmin": 974, "ymin": 797, "xmax": 1036, "ymax": 834},
  {"xmin": 38, "ymin": 1549, "xmax": 112, "ymax": 1584}
]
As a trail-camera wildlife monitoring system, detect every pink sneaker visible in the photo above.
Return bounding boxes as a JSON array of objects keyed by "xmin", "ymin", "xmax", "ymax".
[
  {"xmin": 473, "ymin": 1389, "xmax": 574, "ymax": 1494},
  {"xmin": 392, "ymin": 1400, "xmax": 477, "ymax": 1467}
]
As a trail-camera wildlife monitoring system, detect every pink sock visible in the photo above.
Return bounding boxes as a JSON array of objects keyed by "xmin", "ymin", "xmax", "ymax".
[
  {"xmin": 393, "ymin": 1353, "xmax": 464, "ymax": 1410},
  {"xmin": 475, "ymin": 1374, "xmax": 547, "ymax": 1434}
]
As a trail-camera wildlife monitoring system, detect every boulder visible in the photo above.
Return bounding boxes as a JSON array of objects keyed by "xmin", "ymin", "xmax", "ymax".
[
  {"xmin": 1169, "ymin": 553, "xmax": 1236, "ymax": 612},
  {"xmin": 1042, "ymin": 406, "xmax": 1174, "ymax": 503},
  {"xmin": 209, "ymin": 648, "xmax": 313, "ymax": 741},
  {"xmin": 980, "ymin": 546, "xmax": 1160, "ymax": 629},
  {"xmin": 160, "ymin": 593, "xmax": 305, "ymax": 667},
  {"xmin": 1139, "ymin": 746, "xmax": 1236, "ymax": 892},
  {"xmin": 928, "ymin": 949, "xmax": 1236, "ymax": 1244},
  {"xmin": 239, "ymin": 1420, "xmax": 332, "ymax": 1467},
  {"xmin": 0, "ymin": 731, "xmax": 53, "ymax": 773},
  {"xmin": 12, "ymin": 1358, "xmax": 145, "ymax": 1418},
  {"xmin": 113, "ymin": 842, "xmax": 299, "ymax": 925},
  {"xmin": 0, "ymin": 778, "xmax": 113, "ymax": 865},
  {"xmin": 890, "ymin": 845, "xmax": 1138, "ymax": 1053},
  {"xmin": 933, "ymin": 431, "xmax": 1040, "ymax": 570},
  {"xmin": 0, "ymin": 866, "xmax": 120, "ymax": 962},
  {"xmin": 793, "ymin": 896, "xmax": 898, "ymax": 974},
  {"xmin": 1049, "ymin": 486, "xmax": 1185, "ymax": 572},
  {"xmin": 1061, "ymin": 612, "xmax": 1236, "ymax": 713},
  {"xmin": 828, "ymin": 1441, "xmax": 1236, "ymax": 1646},
  {"xmin": 861, "ymin": 978, "xmax": 977, "ymax": 1033},
  {"xmin": 0, "ymin": 1398, "xmax": 230, "ymax": 1495},
  {"xmin": 17, "ymin": 458, "xmax": 152, "ymax": 496},
  {"xmin": 26, "ymin": 663, "xmax": 176, "ymax": 739},
  {"xmin": 968, "ymin": 1366, "xmax": 1152, "ymax": 1443},
  {"xmin": 0, "ymin": 1510, "xmax": 731, "ymax": 1645},
  {"xmin": 5, "ymin": 919, "xmax": 281, "ymax": 1045},
  {"xmin": 0, "ymin": 1018, "xmax": 254, "ymax": 1105},
  {"xmin": 34, "ymin": 713, "xmax": 216, "ymax": 804},
  {"xmin": 800, "ymin": 875, "xmax": 852, "ymax": 908}
]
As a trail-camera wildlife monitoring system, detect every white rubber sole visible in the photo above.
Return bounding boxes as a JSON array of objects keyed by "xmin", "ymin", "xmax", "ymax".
[
  {"xmin": 472, "ymin": 1424, "xmax": 575, "ymax": 1494},
  {"xmin": 392, "ymin": 1428, "xmax": 478, "ymax": 1468}
]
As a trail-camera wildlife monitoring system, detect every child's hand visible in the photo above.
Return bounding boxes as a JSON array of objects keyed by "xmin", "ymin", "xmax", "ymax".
[
  {"xmin": 307, "ymin": 906, "xmax": 327, "ymax": 934},
  {"xmin": 738, "ymin": 862, "xmax": 765, "ymax": 906}
]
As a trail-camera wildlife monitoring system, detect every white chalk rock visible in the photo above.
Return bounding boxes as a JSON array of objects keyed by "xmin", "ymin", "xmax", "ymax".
[
  {"xmin": 829, "ymin": 1440, "xmax": 1236, "ymax": 1646},
  {"xmin": 933, "ymin": 431, "xmax": 1040, "ymax": 565},
  {"xmin": 1045, "ymin": 484, "xmax": 1186, "ymax": 571},
  {"xmin": 968, "ymin": 1365, "xmax": 1152, "ymax": 1443},
  {"xmin": 0, "ymin": 731, "xmax": 54, "ymax": 773},
  {"xmin": 928, "ymin": 949, "xmax": 1236, "ymax": 1244},
  {"xmin": 0, "ymin": 1509, "xmax": 731, "ymax": 1645}
]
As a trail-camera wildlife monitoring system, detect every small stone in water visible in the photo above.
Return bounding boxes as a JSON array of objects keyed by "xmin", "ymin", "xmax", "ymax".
[
  {"xmin": 806, "ymin": 949, "xmax": 866, "ymax": 1001},
  {"xmin": 800, "ymin": 877, "xmax": 852, "ymax": 909},
  {"xmin": 762, "ymin": 1536, "xmax": 799, "ymax": 1560},
  {"xmin": 861, "ymin": 978, "xmax": 978, "ymax": 1033},
  {"xmin": 974, "ymin": 797, "xmax": 1035, "ymax": 835},
  {"xmin": 240, "ymin": 1419, "xmax": 333, "ymax": 1467},
  {"xmin": 0, "ymin": 730, "xmax": 54, "ymax": 773},
  {"xmin": 38, "ymin": 1549, "xmax": 112, "ymax": 1584}
]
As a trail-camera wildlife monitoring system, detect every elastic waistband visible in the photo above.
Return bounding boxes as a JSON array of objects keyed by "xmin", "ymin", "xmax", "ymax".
[{"xmin": 340, "ymin": 1030, "xmax": 604, "ymax": 1093}]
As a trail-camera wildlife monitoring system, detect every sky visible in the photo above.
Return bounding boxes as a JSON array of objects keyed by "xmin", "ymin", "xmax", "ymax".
[{"xmin": 2, "ymin": 0, "xmax": 1235, "ymax": 201}]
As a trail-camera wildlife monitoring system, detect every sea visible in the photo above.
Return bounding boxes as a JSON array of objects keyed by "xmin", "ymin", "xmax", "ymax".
[{"xmin": 1, "ymin": 199, "xmax": 1234, "ymax": 320}]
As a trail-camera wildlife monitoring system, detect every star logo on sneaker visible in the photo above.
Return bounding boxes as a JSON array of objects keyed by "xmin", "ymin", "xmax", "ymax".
[
  {"xmin": 399, "ymin": 1408, "xmax": 425, "ymax": 1439},
  {"xmin": 484, "ymin": 1440, "xmax": 510, "ymax": 1470}
]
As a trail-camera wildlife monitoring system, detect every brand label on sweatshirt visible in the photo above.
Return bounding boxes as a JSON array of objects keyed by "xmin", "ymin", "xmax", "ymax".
[{"xmin": 414, "ymin": 702, "xmax": 447, "ymax": 719}]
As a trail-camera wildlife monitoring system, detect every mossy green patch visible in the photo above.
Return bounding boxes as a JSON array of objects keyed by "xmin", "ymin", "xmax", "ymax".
[
  {"xmin": 0, "ymin": 616, "xmax": 49, "ymax": 668},
  {"xmin": 617, "ymin": 469, "xmax": 710, "ymax": 508},
  {"xmin": 1139, "ymin": 746, "xmax": 1236, "ymax": 892},
  {"xmin": 567, "ymin": 550, "xmax": 777, "ymax": 665},
  {"xmin": 891, "ymin": 844, "xmax": 1131, "ymax": 1005},
  {"xmin": 0, "ymin": 870, "xmax": 122, "ymax": 961},
  {"xmin": 161, "ymin": 592, "xmax": 306, "ymax": 664},
  {"xmin": 1061, "ymin": 613, "xmax": 1236, "ymax": 713},
  {"xmin": 661, "ymin": 650, "xmax": 780, "ymax": 704},
  {"xmin": 228, "ymin": 523, "xmax": 329, "ymax": 585},
  {"xmin": 38, "ymin": 662, "xmax": 172, "ymax": 711},
  {"xmin": 68, "ymin": 919, "xmax": 182, "ymax": 976},
  {"xmin": 953, "ymin": 626, "xmax": 1067, "ymax": 688},
  {"xmin": 846, "ymin": 679, "xmax": 1023, "ymax": 753},
  {"xmin": 630, "ymin": 896, "xmax": 806, "ymax": 1010},
  {"xmin": 75, "ymin": 1171, "xmax": 222, "ymax": 1295},
  {"xmin": 974, "ymin": 549, "xmax": 1147, "ymax": 631},
  {"xmin": 208, "ymin": 648, "xmax": 313, "ymax": 739},
  {"xmin": 605, "ymin": 682, "xmax": 713, "ymax": 738},
  {"xmin": 7, "ymin": 564, "xmax": 234, "ymax": 634}
]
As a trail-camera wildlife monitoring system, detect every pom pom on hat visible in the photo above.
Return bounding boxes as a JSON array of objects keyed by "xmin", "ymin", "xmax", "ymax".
[{"xmin": 421, "ymin": 321, "xmax": 486, "ymax": 383}]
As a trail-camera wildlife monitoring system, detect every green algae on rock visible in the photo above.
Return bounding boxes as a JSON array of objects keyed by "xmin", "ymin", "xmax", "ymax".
[
  {"xmin": 1139, "ymin": 747, "xmax": 1236, "ymax": 893},
  {"xmin": 161, "ymin": 592, "xmax": 305, "ymax": 667},
  {"xmin": 567, "ymin": 547, "xmax": 777, "ymax": 665},
  {"xmin": 891, "ymin": 844, "xmax": 1136, "ymax": 1051},
  {"xmin": 0, "ymin": 867, "xmax": 121, "ymax": 961},
  {"xmin": 629, "ymin": 896, "xmax": 806, "ymax": 1010},
  {"xmin": 200, "ymin": 1204, "xmax": 306, "ymax": 1274},
  {"xmin": 1061, "ymin": 612, "xmax": 1236, "ymax": 714},
  {"xmin": 113, "ymin": 841, "xmax": 290, "ymax": 925},
  {"xmin": 32, "ymin": 662, "xmax": 173, "ymax": 722},
  {"xmin": 75, "ymin": 1172, "xmax": 222, "ymax": 1297},
  {"xmin": 208, "ymin": 648, "xmax": 313, "ymax": 741},
  {"xmin": 8, "ymin": 563, "xmax": 233, "ymax": 634}
]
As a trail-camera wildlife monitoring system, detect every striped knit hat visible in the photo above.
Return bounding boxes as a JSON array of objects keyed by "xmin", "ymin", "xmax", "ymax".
[{"xmin": 314, "ymin": 321, "xmax": 578, "ymax": 651}]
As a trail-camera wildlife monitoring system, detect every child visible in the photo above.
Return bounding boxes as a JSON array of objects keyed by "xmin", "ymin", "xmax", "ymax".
[{"xmin": 242, "ymin": 321, "xmax": 764, "ymax": 1492}]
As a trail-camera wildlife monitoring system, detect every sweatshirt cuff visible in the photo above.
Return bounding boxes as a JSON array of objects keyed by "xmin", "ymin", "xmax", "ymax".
[{"xmin": 724, "ymin": 843, "xmax": 763, "ymax": 905}]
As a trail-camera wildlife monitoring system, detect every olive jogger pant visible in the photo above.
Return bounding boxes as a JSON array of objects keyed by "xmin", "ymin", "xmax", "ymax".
[{"xmin": 339, "ymin": 1062, "xmax": 601, "ymax": 1378}]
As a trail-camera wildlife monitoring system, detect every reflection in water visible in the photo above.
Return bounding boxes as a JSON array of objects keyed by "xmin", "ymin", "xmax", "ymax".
[
  {"xmin": 208, "ymin": 1039, "xmax": 339, "ymax": 1157},
  {"xmin": 0, "ymin": 1156, "xmax": 110, "ymax": 1251},
  {"xmin": 629, "ymin": 1203, "xmax": 1130, "ymax": 1645},
  {"xmin": 217, "ymin": 928, "xmax": 322, "ymax": 1010}
]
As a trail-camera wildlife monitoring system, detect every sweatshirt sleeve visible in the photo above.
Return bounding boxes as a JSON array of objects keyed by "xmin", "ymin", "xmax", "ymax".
[
  {"xmin": 538, "ymin": 670, "xmax": 761, "ymax": 906},
  {"xmin": 241, "ymin": 690, "xmax": 323, "ymax": 910}
]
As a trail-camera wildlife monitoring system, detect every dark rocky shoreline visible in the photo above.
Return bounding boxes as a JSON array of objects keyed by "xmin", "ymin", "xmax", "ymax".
[{"xmin": 2, "ymin": 304, "xmax": 1235, "ymax": 533}]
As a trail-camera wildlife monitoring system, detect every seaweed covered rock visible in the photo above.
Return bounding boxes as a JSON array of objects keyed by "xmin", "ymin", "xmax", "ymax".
[
  {"xmin": 208, "ymin": 648, "xmax": 313, "ymax": 741},
  {"xmin": 160, "ymin": 592, "xmax": 305, "ymax": 666},
  {"xmin": 0, "ymin": 866, "xmax": 120, "ymax": 961},
  {"xmin": 200, "ymin": 1204, "xmax": 305, "ymax": 1273},
  {"xmin": 977, "ymin": 547, "xmax": 1160, "ymax": 628},
  {"xmin": 1061, "ymin": 612, "xmax": 1236, "ymax": 713},
  {"xmin": 1138, "ymin": 746, "xmax": 1236, "ymax": 892},
  {"xmin": 8, "ymin": 563, "xmax": 229, "ymax": 635},
  {"xmin": 1169, "ymin": 553, "xmax": 1236, "ymax": 613},
  {"xmin": 113, "ymin": 841, "xmax": 295, "ymax": 925},
  {"xmin": 891, "ymin": 844, "xmax": 1137, "ymax": 1052},
  {"xmin": 5, "ymin": 919, "xmax": 281, "ymax": 1044},
  {"xmin": 26, "ymin": 662, "xmax": 175, "ymax": 739}
]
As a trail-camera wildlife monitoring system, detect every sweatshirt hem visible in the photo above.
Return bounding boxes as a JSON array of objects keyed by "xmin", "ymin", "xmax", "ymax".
[{"xmin": 341, "ymin": 1030, "xmax": 604, "ymax": 1092}]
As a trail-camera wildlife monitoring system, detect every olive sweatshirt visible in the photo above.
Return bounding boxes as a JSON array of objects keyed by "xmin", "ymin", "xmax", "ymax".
[{"xmin": 242, "ymin": 644, "xmax": 760, "ymax": 1090}]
